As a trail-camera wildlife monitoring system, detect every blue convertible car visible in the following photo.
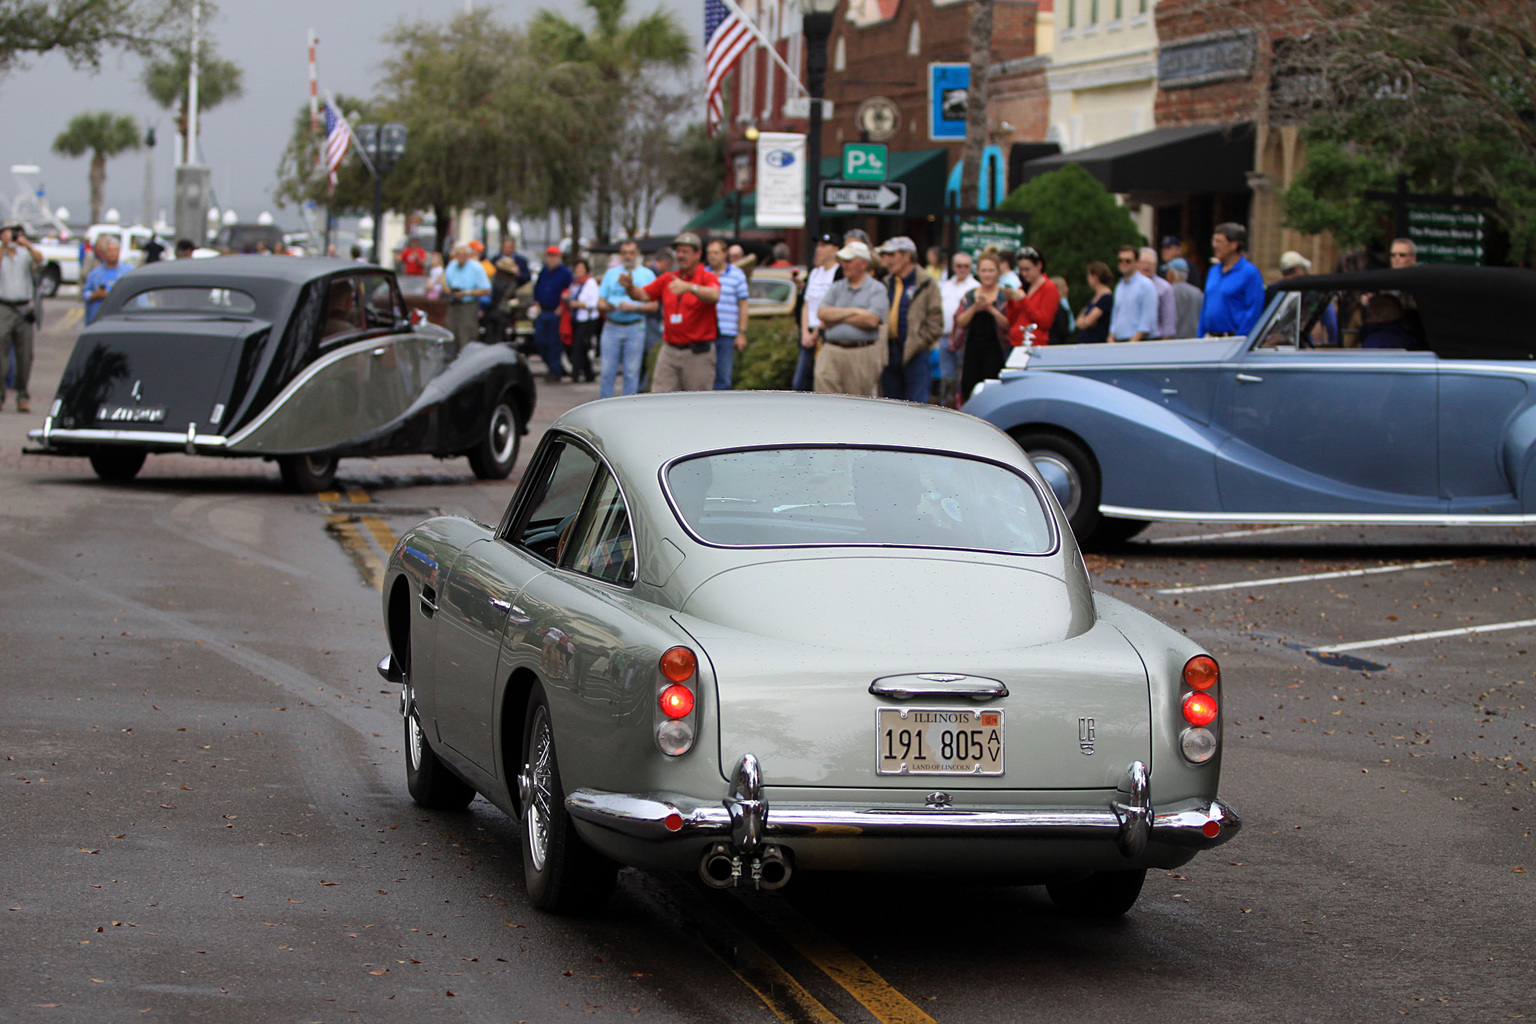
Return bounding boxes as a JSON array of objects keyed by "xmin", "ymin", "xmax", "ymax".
[{"xmin": 963, "ymin": 266, "xmax": 1536, "ymax": 545}]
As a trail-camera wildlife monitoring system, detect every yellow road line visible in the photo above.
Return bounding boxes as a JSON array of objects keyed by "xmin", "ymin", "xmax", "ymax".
[
  {"xmin": 762, "ymin": 911, "xmax": 939, "ymax": 1024},
  {"xmin": 57, "ymin": 307, "xmax": 82, "ymax": 329},
  {"xmin": 707, "ymin": 939, "xmax": 844, "ymax": 1024},
  {"xmin": 320, "ymin": 487, "xmax": 399, "ymax": 592}
]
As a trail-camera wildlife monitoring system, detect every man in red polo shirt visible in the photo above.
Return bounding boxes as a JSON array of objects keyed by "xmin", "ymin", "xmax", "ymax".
[{"xmin": 621, "ymin": 231, "xmax": 719, "ymax": 392}]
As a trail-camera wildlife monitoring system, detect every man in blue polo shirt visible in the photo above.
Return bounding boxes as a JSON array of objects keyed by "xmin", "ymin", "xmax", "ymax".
[
  {"xmin": 443, "ymin": 241, "xmax": 491, "ymax": 352},
  {"xmin": 1199, "ymin": 222, "xmax": 1266, "ymax": 337},
  {"xmin": 596, "ymin": 238, "xmax": 655, "ymax": 397},
  {"xmin": 705, "ymin": 238, "xmax": 749, "ymax": 390},
  {"xmin": 532, "ymin": 245, "xmax": 573, "ymax": 381}
]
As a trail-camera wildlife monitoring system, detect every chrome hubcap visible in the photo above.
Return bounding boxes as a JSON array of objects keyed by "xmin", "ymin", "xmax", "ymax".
[
  {"xmin": 1028, "ymin": 451, "xmax": 1081, "ymax": 520},
  {"xmin": 525, "ymin": 710, "xmax": 553, "ymax": 871},
  {"xmin": 406, "ymin": 710, "xmax": 424, "ymax": 768},
  {"xmin": 488, "ymin": 404, "xmax": 515, "ymax": 465}
]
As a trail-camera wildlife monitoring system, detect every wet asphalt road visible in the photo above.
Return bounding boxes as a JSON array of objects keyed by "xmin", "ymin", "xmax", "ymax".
[{"xmin": 1, "ymin": 299, "xmax": 1530, "ymax": 1023}]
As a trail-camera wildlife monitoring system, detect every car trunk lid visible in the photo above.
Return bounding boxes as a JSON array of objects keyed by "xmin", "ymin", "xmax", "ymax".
[
  {"xmin": 679, "ymin": 555, "xmax": 1150, "ymax": 790},
  {"xmin": 55, "ymin": 318, "xmax": 259, "ymax": 436}
]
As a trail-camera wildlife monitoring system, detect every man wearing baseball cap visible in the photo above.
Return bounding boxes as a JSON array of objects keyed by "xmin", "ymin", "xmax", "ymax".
[
  {"xmin": 811, "ymin": 240, "xmax": 889, "ymax": 396},
  {"xmin": 875, "ymin": 235, "xmax": 941, "ymax": 403},
  {"xmin": 533, "ymin": 245, "xmax": 573, "ymax": 380},
  {"xmin": 621, "ymin": 232, "xmax": 719, "ymax": 392}
]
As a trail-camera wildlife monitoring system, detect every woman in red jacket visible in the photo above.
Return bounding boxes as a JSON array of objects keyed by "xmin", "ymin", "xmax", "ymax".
[{"xmin": 1006, "ymin": 246, "xmax": 1059, "ymax": 347}]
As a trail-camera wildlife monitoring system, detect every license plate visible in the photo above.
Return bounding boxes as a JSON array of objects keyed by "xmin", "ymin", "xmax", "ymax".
[
  {"xmin": 97, "ymin": 405, "xmax": 166, "ymax": 423},
  {"xmin": 876, "ymin": 707, "xmax": 1005, "ymax": 776}
]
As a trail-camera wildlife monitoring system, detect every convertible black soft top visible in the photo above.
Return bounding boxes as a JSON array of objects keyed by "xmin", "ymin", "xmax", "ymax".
[{"xmin": 1269, "ymin": 265, "xmax": 1536, "ymax": 360}]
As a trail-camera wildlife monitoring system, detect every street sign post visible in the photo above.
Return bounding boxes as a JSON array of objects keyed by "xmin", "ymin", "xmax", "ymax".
[
  {"xmin": 957, "ymin": 216, "xmax": 1026, "ymax": 254},
  {"xmin": 819, "ymin": 180, "xmax": 906, "ymax": 215},
  {"xmin": 841, "ymin": 143, "xmax": 888, "ymax": 182}
]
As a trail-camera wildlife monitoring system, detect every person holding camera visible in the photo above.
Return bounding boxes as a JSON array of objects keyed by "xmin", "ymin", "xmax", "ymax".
[{"xmin": 0, "ymin": 220, "xmax": 44, "ymax": 413}]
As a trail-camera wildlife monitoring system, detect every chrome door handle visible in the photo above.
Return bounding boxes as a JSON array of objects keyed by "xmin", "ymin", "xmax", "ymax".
[
  {"xmin": 419, "ymin": 586, "xmax": 438, "ymax": 618},
  {"xmin": 1235, "ymin": 373, "xmax": 1264, "ymax": 383},
  {"xmin": 1160, "ymin": 388, "xmax": 1179, "ymax": 395}
]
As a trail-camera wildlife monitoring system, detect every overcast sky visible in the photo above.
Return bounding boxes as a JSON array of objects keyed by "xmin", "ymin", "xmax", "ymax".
[{"xmin": 2, "ymin": 0, "xmax": 705, "ymax": 233}]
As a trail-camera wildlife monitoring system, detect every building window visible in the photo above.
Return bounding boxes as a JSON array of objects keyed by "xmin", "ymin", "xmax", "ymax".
[
  {"xmin": 907, "ymin": 20, "xmax": 921, "ymax": 56},
  {"xmin": 833, "ymin": 35, "xmax": 846, "ymax": 72},
  {"xmin": 1139, "ymin": 0, "xmax": 1148, "ymax": 12},
  {"xmin": 1115, "ymin": 0, "xmax": 1123, "ymax": 19},
  {"xmin": 1066, "ymin": 0, "xmax": 1075, "ymax": 29},
  {"xmin": 1090, "ymin": 0, "xmax": 1099, "ymax": 24}
]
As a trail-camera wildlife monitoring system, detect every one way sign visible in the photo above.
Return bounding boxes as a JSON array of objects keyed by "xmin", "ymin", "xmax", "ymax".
[{"xmin": 819, "ymin": 180, "xmax": 907, "ymax": 216}]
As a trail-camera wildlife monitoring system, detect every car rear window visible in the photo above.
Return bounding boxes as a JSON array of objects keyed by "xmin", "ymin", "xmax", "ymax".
[
  {"xmin": 665, "ymin": 447, "xmax": 1055, "ymax": 554},
  {"xmin": 114, "ymin": 287, "xmax": 257, "ymax": 315}
]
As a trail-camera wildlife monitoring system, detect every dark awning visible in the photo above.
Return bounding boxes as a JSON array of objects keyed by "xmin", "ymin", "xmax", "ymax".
[{"xmin": 1019, "ymin": 123, "xmax": 1254, "ymax": 194}]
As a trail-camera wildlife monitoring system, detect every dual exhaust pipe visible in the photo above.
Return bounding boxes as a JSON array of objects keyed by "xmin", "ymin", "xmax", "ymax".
[{"xmin": 699, "ymin": 841, "xmax": 793, "ymax": 890}]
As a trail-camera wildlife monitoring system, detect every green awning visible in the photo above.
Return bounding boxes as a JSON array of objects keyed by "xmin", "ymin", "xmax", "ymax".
[
  {"xmin": 684, "ymin": 147, "xmax": 952, "ymax": 230},
  {"xmin": 684, "ymin": 192, "xmax": 759, "ymax": 232}
]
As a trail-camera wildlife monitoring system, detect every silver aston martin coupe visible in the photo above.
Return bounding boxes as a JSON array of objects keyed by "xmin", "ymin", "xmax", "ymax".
[{"xmin": 377, "ymin": 392, "xmax": 1239, "ymax": 916}]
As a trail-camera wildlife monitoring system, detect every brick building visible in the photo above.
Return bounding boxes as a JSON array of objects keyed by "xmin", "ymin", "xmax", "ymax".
[
  {"xmin": 689, "ymin": 0, "xmax": 1051, "ymax": 258},
  {"xmin": 1152, "ymin": 0, "xmax": 1337, "ymax": 278}
]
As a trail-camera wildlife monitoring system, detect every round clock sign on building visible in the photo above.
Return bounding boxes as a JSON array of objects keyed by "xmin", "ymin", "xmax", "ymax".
[{"xmin": 857, "ymin": 97, "xmax": 901, "ymax": 141}]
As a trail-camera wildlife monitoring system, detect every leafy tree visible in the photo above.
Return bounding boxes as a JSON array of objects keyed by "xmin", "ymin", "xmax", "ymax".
[
  {"xmin": 1275, "ymin": 0, "xmax": 1536, "ymax": 264},
  {"xmin": 666, "ymin": 123, "xmax": 726, "ymax": 214},
  {"xmin": 998, "ymin": 163, "xmax": 1143, "ymax": 312},
  {"xmin": 530, "ymin": 0, "xmax": 692, "ymax": 242},
  {"xmin": 140, "ymin": 42, "xmax": 243, "ymax": 162},
  {"xmin": 52, "ymin": 111, "xmax": 141, "ymax": 225},
  {"xmin": 610, "ymin": 84, "xmax": 690, "ymax": 238},
  {"xmin": 0, "ymin": 0, "xmax": 193, "ymax": 77},
  {"xmin": 1280, "ymin": 141, "xmax": 1395, "ymax": 253}
]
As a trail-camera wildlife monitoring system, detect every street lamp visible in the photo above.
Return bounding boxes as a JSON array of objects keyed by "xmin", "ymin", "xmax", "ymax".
[
  {"xmin": 800, "ymin": 0, "xmax": 839, "ymax": 254},
  {"xmin": 354, "ymin": 122, "xmax": 407, "ymax": 264}
]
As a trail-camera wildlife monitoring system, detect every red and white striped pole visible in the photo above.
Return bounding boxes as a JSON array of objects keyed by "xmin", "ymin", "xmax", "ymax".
[{"xmin": 308, "ymin": 29, "xmax": 319, "ymax": 167}]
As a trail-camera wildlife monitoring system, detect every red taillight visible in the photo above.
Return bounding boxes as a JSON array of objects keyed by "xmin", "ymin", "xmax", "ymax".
[
  {"xmin": 664, "ymin": 812, "xmax": 684, "ymax": 832},
  {"xmin": 1183, "ymin": 655, "xmax": 1219, "ymax": 691},
  {"xmin": 659, "ymin": 683, "xmax": 695, "ymax": 719},
  {"xmin": 1202, "ymin": 820, "xmax": 1222, "ymax": 839},
  {"xmin": 660, "ymin": 646, "xmax": 697, "ymax": 683},
  {"xmin": 1183, "ymin": 691, "xmax": 1218, "ymax": 727}
]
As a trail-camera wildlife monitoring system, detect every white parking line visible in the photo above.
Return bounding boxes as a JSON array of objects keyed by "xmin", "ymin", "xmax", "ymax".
[
  {"xmin": 1156, "ymin": 560, "xmax": 1453, "ymax": 595},
  {"xmin": 1315, "ymin": 618, "xmax": 1536, "ymax": 653},
  {"xmin": 1144, "ymin": 524, "xmax": 1316, "ymax": 544}
]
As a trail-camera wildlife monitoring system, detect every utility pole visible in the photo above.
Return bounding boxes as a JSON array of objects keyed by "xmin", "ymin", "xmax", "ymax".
[
  {"xmin": 174, "ymin": 0, "xmax": 211, "ymax": 247},
  {"xmin": 959, "ymin": 0, "xmax": 994, "ymax": 210}
]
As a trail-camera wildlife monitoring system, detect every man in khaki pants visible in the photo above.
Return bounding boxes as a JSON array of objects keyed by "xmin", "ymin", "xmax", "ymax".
[
  {"xmin": 622, "ymin": 232, "xmax": 720, "ymax": 392},
  {"xmin": 812, "ymin": 241, "xmax": 889, "ymax": 396}
]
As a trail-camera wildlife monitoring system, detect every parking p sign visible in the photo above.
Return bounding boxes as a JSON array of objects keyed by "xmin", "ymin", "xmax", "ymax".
[{"xmin": 842, "ymin": 143, "xmax": 888, "ymax": 183}]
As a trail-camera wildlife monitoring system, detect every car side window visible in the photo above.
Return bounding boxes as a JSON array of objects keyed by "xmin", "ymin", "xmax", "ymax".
[
  {"xmin": 1252, "ymin": 292, "xmax": 1300, "ymax": 350},
  {"xmin": 560, "ymin": 468, "xmax": 635, "ymax": 585},
  {"xmin": 510, "ymin": 441, "xmax": 599, "ymax": 563},
  {"xmin": 321, "ymin": 277, "xmax": 366, "ymax": 344},
  {"xmin": 362, "ymin": 274, "xmax": 403, "ymax": 329}
]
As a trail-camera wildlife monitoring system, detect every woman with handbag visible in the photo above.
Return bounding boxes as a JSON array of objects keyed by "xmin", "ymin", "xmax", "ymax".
[{"xmin": 953, "ymin": 252, "xmax": 1014, "ymax": 403}]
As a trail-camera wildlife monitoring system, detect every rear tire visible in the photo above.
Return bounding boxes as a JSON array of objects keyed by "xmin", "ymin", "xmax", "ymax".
[
  {"xmin": 1047, "ymin": 869, "xmax": 1146, "ymax": 918},
  {"xmin": 467, "ymin": 394, "xmax": 521, "ymax": 480},
  {"xmin": 277, "ymin": 454, "xmax": 338, "ymax": 493},
  {"xmin": 89, "ymin": 447, "xmax": 147, "ymax": 483},
  {"xmin": 520, "ymin": 684, "xmax": 617, "ymax": 913},
  {"xmin": 1012, "ymin": 431, "xmax": 1103, "ymax": 543},
  {"xmin": 1095, "ymin": 517, "xmax": 1149, "ymax": 546},
  {"xmin": 404, "ymin": 703, "xmax": 477, "ymax": 810}
]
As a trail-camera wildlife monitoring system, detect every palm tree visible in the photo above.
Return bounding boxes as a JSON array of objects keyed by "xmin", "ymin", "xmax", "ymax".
[
  {"xmin": 530, "ymin": 0, "xmax": 692, "ymax": 242},
  {"xmin": 52, "ymin": 112, "xmax": 142, "ymax": 225},
  {"xmin": 141, "ymin": 45, "xmax": 244, "ymax": 163}
]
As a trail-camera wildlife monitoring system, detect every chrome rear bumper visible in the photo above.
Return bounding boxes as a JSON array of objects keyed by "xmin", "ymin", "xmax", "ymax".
[{"xmin": 566, "ymin": 755, "xmax": 1240, "ymax": 858}]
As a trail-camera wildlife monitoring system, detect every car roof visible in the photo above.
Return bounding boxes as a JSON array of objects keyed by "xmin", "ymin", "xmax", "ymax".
[
  {"xmin": 554, "ymin": 392, "xmax": 1029, "ymax": 470},
  {"xmin": 96, "ymin": 256, "xmax": 390, "ymax": 319},
  {"xmin": 1270, "ymin": 265, "xmax": 1536, "ymax": 360}
]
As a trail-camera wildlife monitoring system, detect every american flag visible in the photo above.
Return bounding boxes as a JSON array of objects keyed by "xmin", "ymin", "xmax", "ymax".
[
  {"xmin": 323, "ymin": 100, "xmax": 353, "ymax": 193},
  {"xmin": 705, "ymin": 0, "xmax": 753, "ymax": 136}
]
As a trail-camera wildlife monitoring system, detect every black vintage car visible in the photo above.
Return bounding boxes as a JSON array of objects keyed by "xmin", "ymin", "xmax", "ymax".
[{"xmin": 27, "ymin": 257, "xmax": 536, "ymax": 490}]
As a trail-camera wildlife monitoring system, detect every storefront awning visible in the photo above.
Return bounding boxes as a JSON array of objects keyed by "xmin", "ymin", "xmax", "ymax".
[
  {"xmin": 684, "ymin": 192, "xmax": 761, "ymax": 233},
  {"xmin": 1019, "ymin": 123, "xmax": 1254, "ymax": 194}
]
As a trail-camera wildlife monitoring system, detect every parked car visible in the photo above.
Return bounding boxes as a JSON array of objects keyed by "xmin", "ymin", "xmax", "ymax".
[
  {"xmin": 210, "ymin": 223, "xmax": 288, "ymax": 254},
  {"xmin": 963, "ymin": 266, "xmax": 1536, "ymax": 546},
  {"xmin": 376, "ymin": 393, "xmax": 1240, "ymax": 916},
  {"xmin": 745, "ymin": 265, "xmax": 800, "ymax": 318},
  {"xmin": 26, "ymin": 256, "xmax": 536, "ymax": 490},
  {"xmin": 31, "ymin": 233, "xmax": 80, "ymax": 296}
]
